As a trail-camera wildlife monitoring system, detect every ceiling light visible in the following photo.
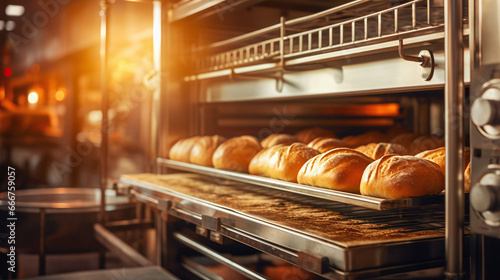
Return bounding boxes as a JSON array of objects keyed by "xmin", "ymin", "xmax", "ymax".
[
  {"xmin": 6, "ymin": 21, "xmax": 15, "ymax": 31},
  {"xmin": 6, "ymin": 5, "xmax": 25, "ymax": 17}
]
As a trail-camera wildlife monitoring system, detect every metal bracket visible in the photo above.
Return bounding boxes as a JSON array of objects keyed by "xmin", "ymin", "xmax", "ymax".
[
  {"xmin": 398, "ymin": 39, "xmax": 435, "ymax": 81},
  {"xmin": 201, "ymin": 215, "xmax": 221, "ymax": 231},
  {"xmin": 229, "ymin": 68, "xmax": 285, "ymax": 92},
  {"xmin": 297, "ymin": 252, "xmax": 329, "ymax": 274}
]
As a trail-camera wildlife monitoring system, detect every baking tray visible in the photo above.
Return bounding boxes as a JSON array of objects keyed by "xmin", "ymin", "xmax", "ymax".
[
  {"xmin": 119, "ymin": 173, "xmax": 448, "ymax": 277},
  {"xmin": 158, "ymin": 158, "xmax": 447, "ymax": 210}
]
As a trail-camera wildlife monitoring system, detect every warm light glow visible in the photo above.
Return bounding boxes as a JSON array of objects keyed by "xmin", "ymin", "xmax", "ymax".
[
  {"xmin": 6, "ymin": 5, "xmax": 25, "ymax": 17},
  {"xmin": 28, "ymin": 91, "xmax": 39, "ymax": 104},
  {"xmin": 55, "ymin": 90, "xmax": 65, "ymax": 101},
  {"xmin": 88, "ymin": 110, "xmax": 102, "ymax": 124},
  {"xmin": 5, "ymin": 21, "xmax": 15, "ymax": 31},
  {"xmin": 0, "ymin": 21, "xmax": 4, "ymax": 31}
]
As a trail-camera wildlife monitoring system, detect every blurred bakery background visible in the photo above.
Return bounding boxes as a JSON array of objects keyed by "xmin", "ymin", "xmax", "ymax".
[
  {"xmin": 0, "ymin": 1, "xmax": 159, "ymax": 278},
  {"xmin": 0, "ymin": 0, "xmax": 155, "ymax": 191}
]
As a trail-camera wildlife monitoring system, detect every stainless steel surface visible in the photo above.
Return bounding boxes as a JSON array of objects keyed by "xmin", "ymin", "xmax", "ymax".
[
  {"xmin": 197, "ymin": 42, "xmax": 471, "ymax": 102},
  {"xmin": 471, "ymin": 166, "xmax": 500, "ymax": 229},
  {"xmin": 94, "ymin": 223, "xmax": 154, "ymax": 267},
  {"xmin": 119, "ymin": 173, "xmax": 449, "ymax": 276},
  {"xmin": 159, "ymin": 158, "xmax": 446, "ymax": 210},
  {"xmin": 0, "ymin": 188, "xmax": 132, "ymax": 212},
  {"xmin": 39, "ymin": 208, "xmax": 46, "ymax": 276},
  {"xmin": 444, "ymin": 0, "xmax": 465, "ymax": 278},
  {"xmin": 471, "ymin": 79, "xmax": 500, "ymax": 138},
  {"xmin": 151, "ymin": 0, "xmax": 162, "ymax": 173},
  {"xmin": 175, "ymin": 232, "xmax": 267, "ymax": 280},
  {"xmin": 100, "ymin": 0, "xmax": 110, "ymax": 225}
]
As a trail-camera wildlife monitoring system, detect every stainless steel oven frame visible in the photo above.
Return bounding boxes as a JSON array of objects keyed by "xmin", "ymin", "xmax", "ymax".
[{"xmin": 93, "ymin": 0, "xmax": 497, "ymax": 279}]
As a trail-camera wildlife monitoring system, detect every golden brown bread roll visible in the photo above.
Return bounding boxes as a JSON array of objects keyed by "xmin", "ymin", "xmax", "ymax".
[
  {"xmin": 189, "ymin": 135, "xmax": 227, "ymax": 167},
  {"xmin": 410, "ymin": 135, "xmax": 445, "ymax": 155},
  {"xmin": 268, "ymin": 143, "xmax": 320, "ymax": 183},
  {"xmin": 307, "ymin": 137, "xmax": 349, "ymax": 153},
  {"xmin": 295, "ymin": 127, "xmax": 335, "ymax": 144},
  {"xmin": 390, "ymin": 133, "xmax": 419, "ymax": 150},
  {"xmin": 169, "ymin": 136, "xmax": 202, "ymax": 163},
  {"xmin": 415, "ymin": 147, "xmax": 470, "ymax": 175},
  {"xmin": 464, "ymin": 162, "xmax": 471, "ymax": 193},
  {"xmin": 249, "ymin": 145, "xmax": 284, "ymax": 176},
  {"xmin": 360, "ymin": 155, "xmax": 445, "ymax": 199},
  {"xmin": 354, "ymin": 143, "xmax": 378, "ymax": 158},
  {"xmin": 261, "ymin": 134, "xmax": 299, "ymax": 148},
  {"xmin": 297, "ymin": 148, "xmax": 374, "ymax": 194},
  {"xmin": 212, "ymin": 135, "xmax": 262, "ymax": 173},
  {"xmin": 356, "ymin": 142, "xmax": 409, "ymax": 160},
  {"xmin": 342, "ymin": 131, "xmax": 387, "ymax": 148}
]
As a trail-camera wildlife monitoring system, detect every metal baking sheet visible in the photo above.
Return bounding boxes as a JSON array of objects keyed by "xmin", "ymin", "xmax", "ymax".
[
  {"xmin": 119, "ymin": 173, "xmax": 447, "ymax": 277},
  {"xmin": 158, "ymin": 158, "xmax": 446, "ymax": 210}
]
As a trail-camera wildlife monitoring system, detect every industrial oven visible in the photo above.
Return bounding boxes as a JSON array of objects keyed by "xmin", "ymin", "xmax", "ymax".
[{"xmin": 95, "ymin": 0, "xmax": 500, "ymax": 279}]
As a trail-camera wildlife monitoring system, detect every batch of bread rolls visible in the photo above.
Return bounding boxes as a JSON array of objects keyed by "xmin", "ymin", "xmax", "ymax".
[{"xmin": 168, "ymin": 127, "xmax": 471, "ymax": 199}]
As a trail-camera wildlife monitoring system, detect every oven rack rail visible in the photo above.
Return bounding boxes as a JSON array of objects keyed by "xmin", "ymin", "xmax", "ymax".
[
  {"xmin": 158, "ymin": 158, "xmax": 448, "ymax": 210},
  {"xmin": 118, "ymin": 173, "xmax": 449, "ymax": 279},
  {"xmin": 187, "ymin": 0, "xmax": 446, "ymax": 79}
]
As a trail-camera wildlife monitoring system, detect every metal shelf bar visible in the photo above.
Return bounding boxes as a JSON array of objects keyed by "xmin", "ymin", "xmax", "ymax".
[{"xmin": 175, "ymin": 232, "xmax": 268, "ymax": 280}]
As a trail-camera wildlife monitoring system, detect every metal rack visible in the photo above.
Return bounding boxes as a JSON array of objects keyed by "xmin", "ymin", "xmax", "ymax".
[
  {"xmin": 189, "ymin": 0, "xmax": 444, "ymax": 78},
  {"xmin": 119, "ymin": 173, "xmax": 453, "ymax": 279},
  {"xmin": 158, "ymin": 158, "xmax": 448, "ymax": 210}
]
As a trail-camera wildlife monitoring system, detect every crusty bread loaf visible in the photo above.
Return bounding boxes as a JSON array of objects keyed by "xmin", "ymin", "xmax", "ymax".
[
  {"xmin": 415, "ymin": 146, "xmax": 470, "ymax": 174},
  {"xmin": 249, "ymin": 145, "xmax": 284, "ymax": 176},
  {"xmin": 342, "ymin": 131, "xmax": 387, "ymax": 148},
  {"xmin": 212, "ymin": 135, "xmax": 262, "ymax": 173},
  {"xmin": 261, "ymin": 134, "xmax": 299, "ymax": 148},
  {"xmin": 360, "ymin": 155, "xmax": 445, "ymax": 199},
  {"xmin": 169, "ymin": 136, "xmax": 202, "ymax": 163},
  {"xmin": 372, "ymin": 143, "xmax": 409, "ymax": 159},
  {"xmin": 410, "ymin": 135, "xmax": 445, "ymax": 155},
  {"xmin": 297, "ymin": 148, "xmax": 374, "ymax": 194},
  {"xmin": 354, "ymin": 143, "xmax": 378, "ymax": 158},
  {"xmin": 268, "ymin": 143, "xmax": 320, "ymax": 182},
  {"xmin": 189, "ymin": 135, "xmax": 227, "ymax": 167},
  {"xmin": 355, "ymin": 142, "xmax": 408, "ymax": 160},
  {"xmin": 390, "ymin": 133, "xmax": 419, "ymax": 150},
  {"xmin": 295, "ymin": 127, "xmax": 335, "ymax": 144},
  {"xmin": 307, "ymin": 137, "xmax": 349, "ymax": 153},
  {"xmin": 464, "ymin": 162, "xmax": 471, "ymax": 193}
]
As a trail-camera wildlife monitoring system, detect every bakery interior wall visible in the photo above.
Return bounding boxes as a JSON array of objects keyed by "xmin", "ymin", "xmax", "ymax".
[{"xmin": 0, "ymin": 0, "xmax": 156, "ymax": 191}]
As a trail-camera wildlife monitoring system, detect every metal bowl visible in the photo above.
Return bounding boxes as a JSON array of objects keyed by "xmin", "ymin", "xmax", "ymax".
[{"xmin": 0, "ymin": 188, "xmax": 136, "ymax": 254}]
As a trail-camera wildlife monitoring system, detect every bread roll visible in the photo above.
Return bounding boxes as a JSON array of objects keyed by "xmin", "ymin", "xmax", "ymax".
[
  {"xmin": 410, "ymin": 135, "xmax": 445, "ymax": 155},
  {"xmin": 354, "ymin": 143, "xmax": 378, "ymax": 158},
  {"xmin": 415, "ymin": 146, "xmax": 471, "ymax": 175},
  {"xmin": 464, "ymin": 162, "xmax": 471, "ymax": 193},
  {"xmin": 297, "ymin": 148, "xmax": 374, "ymax": 194},
  {"xmin": 295, "ymin": 127, "xmax": 335, "ymax": 144},
  {"xmin": 212, "ymin": 135, "xmax": 262, "ymax": 173},
  {"xmin": 268, "ymin": 143, "xmax": 320, "ymax": 182},
  {"xmin": 189, "ymin": 135, "xmax": 227, "ymax": 167},
  {"xmin": 342, "ymin": 131, "xmax": 387, "ymax": 148},
  {"xmin": 307, "ymin": 137, "xmax": 349, "ymax": 153},
  {"xmin": 360, "ymin": 155, "xmax": 445, "ymax": 199},
  {"xmin": 390, "ymin": 133, "xmax": 419, "ymax": 150},
  {"xmin": 169, "ymin": 136, "xmax": 201, "ymax": 163},
  {"xmin": 249, "ymin": 145, "xmax": 284, "ymax": 176},
  {"xmin": 261, "ymin": 134, "xmax": 299, "ymax": 148}
]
